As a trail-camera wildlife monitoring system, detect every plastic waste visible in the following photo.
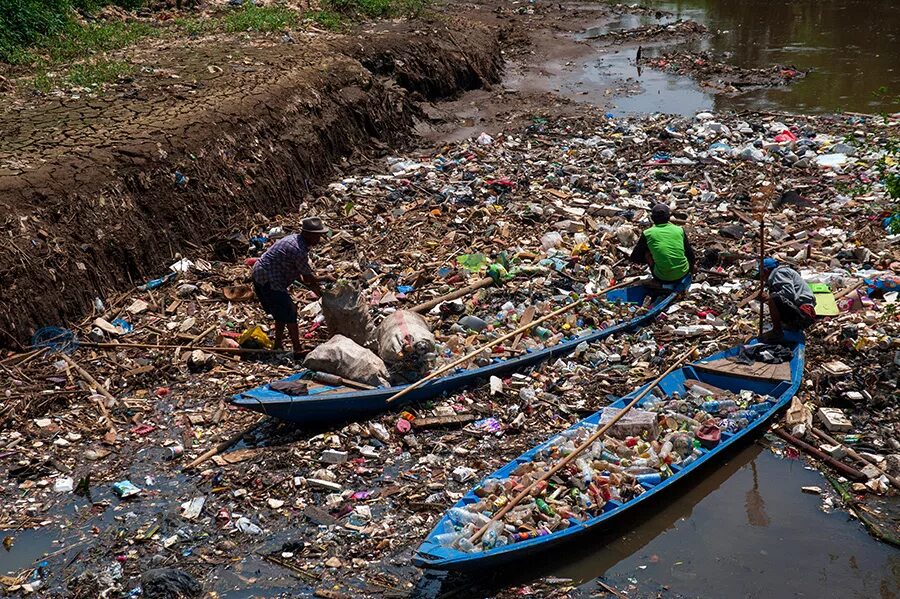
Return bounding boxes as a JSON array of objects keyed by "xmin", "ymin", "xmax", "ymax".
[
  {"xmin": 235, "ymin": 517, "xmax": 263, "ymax": 534},
  {"xmin": 303, "ymin": 335, "xmax": 390, "ymax": 387}
]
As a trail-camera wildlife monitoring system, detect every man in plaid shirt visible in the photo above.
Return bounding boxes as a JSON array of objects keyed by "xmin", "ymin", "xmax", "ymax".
[{"xmin": 252, "ymin": 217, "xmax": 328, "ymax": 355}]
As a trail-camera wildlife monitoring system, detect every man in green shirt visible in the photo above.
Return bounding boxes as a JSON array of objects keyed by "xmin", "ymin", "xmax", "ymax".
[{"xmin": 628, "ymin": 204, "xmax": 695, "ymax": 283}]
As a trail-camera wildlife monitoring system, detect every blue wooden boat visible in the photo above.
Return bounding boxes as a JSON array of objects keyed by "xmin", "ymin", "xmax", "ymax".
[
  {"xmin": 230, "ymin": 280, "xmax": 688, "ymax": 425},
  {"xmin": 413, "ymin": 332, "xmax": 805, "ymax": 571}
]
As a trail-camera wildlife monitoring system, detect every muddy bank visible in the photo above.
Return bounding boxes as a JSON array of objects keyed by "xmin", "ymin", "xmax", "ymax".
[{"xmin": 0, "ymin": 19, "xmax": 500, "ymax": 349}]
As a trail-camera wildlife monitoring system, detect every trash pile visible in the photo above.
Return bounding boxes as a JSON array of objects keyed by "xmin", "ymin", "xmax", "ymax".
[
  {"xmin": 586, "ymin": 19, "xmax": 706, "ymax": 42},
  {"xmin": 437, "ymin": 386, "xmax": 780, "ymax": 552},
  {"xmin": 0, "ymin": 108, "xmax": 897, "ymax": 594},
  {"xmin": 641, "ymin": 50, "xmax": 808, "ymax": 92}
]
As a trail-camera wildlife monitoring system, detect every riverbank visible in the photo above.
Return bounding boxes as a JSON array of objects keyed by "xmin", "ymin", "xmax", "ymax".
[{"xmin": 0, "ymin": 6, "xmax": 503, "ymax": 349}]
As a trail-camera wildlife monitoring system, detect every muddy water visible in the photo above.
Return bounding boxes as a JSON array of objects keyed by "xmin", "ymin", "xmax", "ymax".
[
  {"xmin": 609, "ymin": 0, "xmax": 900, "ymax": 115},
  {"xmin": 547, "ymin": 444, "xmax": 900, "ymax": 597}
]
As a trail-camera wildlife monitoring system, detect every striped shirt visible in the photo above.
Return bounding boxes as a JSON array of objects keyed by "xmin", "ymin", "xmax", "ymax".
[{"xmin": 252, "ymin": 234, "xmax": 312, "ymax": 291}]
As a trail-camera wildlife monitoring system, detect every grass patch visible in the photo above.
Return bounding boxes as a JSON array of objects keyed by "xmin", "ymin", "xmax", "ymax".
[
  {"xmin": 223, "ymin": 5, "xmax": 299, "ymax": 33},
  {"xmin": 26, "ymin": 21, "xmax": 157, "ymax": 65},
  {"xmin": 0, "ymin": 0, "xmax": 149, "ymax": 63},
  {"xmin": 66, "ymin": 59, "xmax": 132, "ymax": 87},
  {"xmin": 175, "ymin": 5, "xmax": 301, "ymax": 36},
  {"xmin": 31, "ymin": 59, "xmax": 132, "ymax": 92},
  {"xmin": 323, "ymin": 0, "xmax": 429, "ymax": 18},
  {"xmin": 306, "ymin": 10, "xmax": 346, "ymax": 31}
]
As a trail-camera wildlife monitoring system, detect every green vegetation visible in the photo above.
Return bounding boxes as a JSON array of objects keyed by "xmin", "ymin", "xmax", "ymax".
[
  {"xmin": 306, "ymin": 10, "xmax": 346, "ymax": 31},
  {"xmin": 176, "ymin": 5, "xmax": 303, "ymax": 36},
  {"xmin": 32, "ymin": 59, "xmax": 133, "ymax": 92},
  {"xmin": 23, "ymin": 21, "xmax": 156, "ymax": 65},
  {"xmin": 222, "ymin": 4, "xmax": 299, "ymax": 32},
  {"xmin": 323, "ymin": 0, "xmax": 429, "ymax": 18},
  {"xmin": 0, "ymin": 0, "xmax": 148, "ymax": 63},
  {"xmin": 2, "ymin": 0, "xmax": 429, "ymax": 93}
]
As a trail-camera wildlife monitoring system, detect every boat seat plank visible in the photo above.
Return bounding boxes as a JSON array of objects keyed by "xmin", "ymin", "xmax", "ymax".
[
  {"xmin": 693, "ymin": 358, "xmax": 791, "ymax": 382},
  {"xmin": 681, "ymin": 378, "xmax": 733, "ymax": 397}
]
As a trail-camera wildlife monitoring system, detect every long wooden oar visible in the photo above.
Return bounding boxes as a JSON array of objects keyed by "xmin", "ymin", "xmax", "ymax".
[
  {"xmin": 385, "ymin": 280, "xmax": 633, "ymax": 405},
  {"xmin": 468, "ymin": 343, "xmax": 699, "ymax": 544}
]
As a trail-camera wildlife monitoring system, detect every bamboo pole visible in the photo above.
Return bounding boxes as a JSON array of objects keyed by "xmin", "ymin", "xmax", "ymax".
[
  {"xmin": 410, "ymin": 276, "xmax": 495, "ymax": 314},
  {"xmin": 386, "ymin": 281, "xmax": 632, "ymax": 405},
  {"xmin": 758, "ymin": 216, "xmax": 766, "ymax": 336},
  {"xmin": 59, "ymin": 354, "xmax": 115, "ymax": 430},
  {"xmin": 773, "ymin": 428, "xmax": 866, "ymax": 481},
  {"xmin": 78, "ymin": 341, "xmax": 295, "ymax": 355},
  {"xmin": 811, "ymin": 427, "xmax": 900, "ymax": 490},
  {"xmin": 468, "ymin": 343, "xmax": 699, "ymax": 544},
  {"xmin": 183, "ymin": 416, "xmax": 266, "ymax": 471}
]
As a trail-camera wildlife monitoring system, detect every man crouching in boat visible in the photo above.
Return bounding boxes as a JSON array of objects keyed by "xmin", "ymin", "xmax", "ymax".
[
  {"xmin": 252, "ymin": 217, "xmax": 330, "ymax": 357},
  {"xmin": 628, "ymin": 203, "xmax": 695, "ymax": 289},
  {"xmin": 759, "ymin": 257, "xmax": 816, "ymax": 342}
]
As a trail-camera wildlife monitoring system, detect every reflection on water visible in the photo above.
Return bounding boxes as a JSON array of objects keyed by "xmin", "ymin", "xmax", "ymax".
[
  {"xmin": 744, "ymin": 459, "xmax": 770, "ymax": 528},
  {"xmin": 624, "ymin": 0, "xmax": 900, "ymax": 114}
]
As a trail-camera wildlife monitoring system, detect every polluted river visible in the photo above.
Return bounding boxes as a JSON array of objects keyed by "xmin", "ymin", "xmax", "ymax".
[{"xmin": 0, "ymin": 0, "xmax": 898, "ymax": 598}]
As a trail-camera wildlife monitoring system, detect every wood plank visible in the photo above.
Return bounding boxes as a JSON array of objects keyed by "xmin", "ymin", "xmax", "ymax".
[{"xmin": 694, "ymin": 357, "xmax": 791, "ymax": 382}]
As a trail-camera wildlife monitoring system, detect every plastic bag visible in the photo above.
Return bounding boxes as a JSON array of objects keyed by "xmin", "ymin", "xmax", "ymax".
[
  {"xmin": 303, "ymin": 335, "xmax": 389, "ymax": 387},
  {"xmin": 238, "ymin": 325, "xmax": 273, "ymax": 350},
  {"xmin": 321, "ymin": 280, "xmax": 374, "ymax": 348},
  {"xmin": 456, "ymin": 253, "xmax": 489, "ymax": 273},
  {"xmin": 376, "ymin": 310, "xmax": 435, "ymax": 374},
  {"xmin": 540, "ymin": 232, "xmax": 563, "ymax": 252}
]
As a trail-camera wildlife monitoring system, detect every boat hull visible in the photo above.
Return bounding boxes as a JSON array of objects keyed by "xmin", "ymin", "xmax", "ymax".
[
  {"xmin": 413, "ymin": 335, "xmax": 805, "ymax": 571},
  {"xmin": 230, "ymin": 283, "xmax": 685, "ymax": 425}
]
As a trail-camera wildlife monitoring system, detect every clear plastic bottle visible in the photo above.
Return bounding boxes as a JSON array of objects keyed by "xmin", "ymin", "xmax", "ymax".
[
  {"xmin": 448, "ymin": 507, "xmax": 491, "ymax": 527},
  {"xmin": 482, "ymin": 521, "xmax": 508, "ymax": 550}
]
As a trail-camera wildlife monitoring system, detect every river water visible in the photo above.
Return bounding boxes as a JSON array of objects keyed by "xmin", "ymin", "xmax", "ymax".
[{"xmin": 606, "ymin": 0, "xmax": 900, "ymax": 115}]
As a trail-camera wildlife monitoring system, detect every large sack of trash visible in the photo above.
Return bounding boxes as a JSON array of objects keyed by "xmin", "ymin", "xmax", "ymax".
[
  {"xmin": 321, "ymin": 281, "xmax": 374, "ymax": 348},
  {"xmin": 303, "ymin": 335, "xmax": 388, "ymax": 387},
  {"xmin": 376, "ymin": 310, "xmax": 435, "ymax": 363}
]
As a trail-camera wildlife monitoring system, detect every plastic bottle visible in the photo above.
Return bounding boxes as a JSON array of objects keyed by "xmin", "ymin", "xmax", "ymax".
[
  {"xmin": 533, "ymin": 326, "xmax": 553, "ymax": 340},
  {"xmin": 659, "ymin": 440, "xmax": 674, "ymax": 462},
  {"xmin": 575, "ymin": 457, "xmax": 593, "ymax": 485},
  {"xmin": 448, "ymin": 507, "xmax": 490, "ymax": 527},
  {"xmin": 535, "ymin": 498, "xmax": 556, "ymax": 517},
  {"xmin": 435, "ymin": 531, "xmax": 464, "ymax": 547},
  {"xmin": 681, "ymin": 448, "xmax": 703, "ymax": 466},
  {"xmin": 636, "ymin": 473, "xmax": 663, "ymax": 486},
  {"xmin": 482, "ymin": 521, "xmax": 508, "ymax": 550},
  {"xmin": 748, "ymin": 402, "xmax": 772, "ymax": 414},
  {"xmin": 701, "ymin": 399, "xmax": 737, "ymax": 413}
]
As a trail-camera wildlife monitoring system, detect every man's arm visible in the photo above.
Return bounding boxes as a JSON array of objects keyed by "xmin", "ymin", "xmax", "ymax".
[
  {"xmin": 300, "ymin": 273, "xmax": 324, "ymax": 297},
  {"xmin": 629, "ymin": 233, "xmax": 651, "ymax": 265},
  {"xmin": 683, "ymin": 230, "xmax": 696, "ymax": 272}
]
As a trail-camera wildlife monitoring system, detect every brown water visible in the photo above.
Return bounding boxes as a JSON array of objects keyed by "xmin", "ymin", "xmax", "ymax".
[
  {"xmin": 608, "ymin": 0, "xmax": 900, "ymax": 115},
  {"xmin": 552, "ymin": 444, "xmax": 900, "ymax": 598}
]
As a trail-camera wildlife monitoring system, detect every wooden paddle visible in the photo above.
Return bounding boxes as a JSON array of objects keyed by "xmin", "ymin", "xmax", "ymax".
[
  {"xmin": 385, "ymin": 280, "xmax": 633, "ymax": 405},
  {"xmin": 509, "ymin": 305, "xmax": 536, "ymax": 351},
  {"xmin": 467, "ymin": 343, "xmax": 699, "ymax": 545}
]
